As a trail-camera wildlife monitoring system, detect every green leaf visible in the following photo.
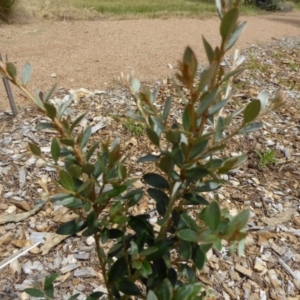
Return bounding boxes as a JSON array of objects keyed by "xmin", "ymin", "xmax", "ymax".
[
  {"xmin": 205, "ymin": 201, "xmax": 221, "ymax": 232},
  {"xmin": 243, "ymin": 100, "xmax": 261, "ymax": 124},
  {"xmin": 184, "ymin": 167, "xmax": 208, "ymax": 180},
  {"xmin": 87, "ymin": 292, "xmax": 104, "ymax": 300},
  {"xmin": 198, "ymin": 233, "xmax": 220, "ymax": 244},
  {"xmin": 127, "ymin": 110, "xmax": 144, "ymax": 122},
  {"xmin": 192, "ymin": 245, "xmax": 206, "ymax": 271},
  {"xmin": 225, "ymin": 21, "xmax": 247, "ymax": 51},
  {"xmin": 197, "ymin": 62, "xmax": 218, "ymax": 92},
  {"xmin": 123, "ymin": 189, "xmax": 144, "ymax": 207},
  {"xmin": 182, "ymin": 103, "xmax": 194, "ymax": 131},
  {"xmin": 28, "ymin": 142, "xmax": 41, "ymax": 157},
  {"xmin": 218, "ymin": 154, "xmax": 247, "ymax": 174},
  {"xmin": 44, "ymin": 272, "xmax": 60, "ymax": 289},
  {"xmin": 208, "ymin": 98, "xmax": 229, "ymax": 116},
  {"xmin": 35, "ymin": 122, "xmax": 56, "ymax": 130},
  {"xmin": 95, "ymin": 185, "xmax": 127, "ymax": 204},
  {"xmin": 68, "ymin": 165, "xmax": 82, "ymax": 179},
  {"xmin": 44, "ymin": 103, "xmax": 57, "ymax": 120},
  {"xmin": 82, "ymin": 163, "xmax": 94, "ymax": 175},
  {"xmin": 108, "ymin": 257, "xmax": 127, "ymax": 283},
  {"xmin": 21, "ymin": 62, "xmax": 32, "ymax": 85},
  {"xmin": 34, "ymin": 89, "xmax": 46, "ymax": 109},
  {"xmin": 68, "ymin": 294, "xmax": 80, "ymax": 300},
  {"xmin": 59, "ymin": 169, "xmax": 74, "ymax": 191},
  {"xmin": 51, "ymin": 138, "xmax": 60, "ymax": 162},
  {"xmin": 80, "ymin": 126, "xmax": 92, "ymax": 149},
  {"xmin": 138, "ymin": 154, "xmax": 160, "ymax": 163},
  {"xmin": 158, "ymin": 156, "xmax": 173, "ymax": 175},
  {"xmin": 146, "ymin": 128, "xmax": 160, "ymax": 147},
  {"xmin": 221, "ymin": 66, "xmax": 246, "ymax": 84},
  {"xmin": 239, "ymin": 122, "xmax": 263, "ymax": 134},
  {"xmin": 173, "ymin": 284, "xmax": 199, "ymax": 300},
  {"xmin": 220, "ymin": 8, "xmax": 239, "ymax": 40},
  {"xmin": 60, "ymin": 138, "xmax": 75, "ymax": 147},
  {"xmin": 166, "ymin": 129, "xmax": 181, "ymax": 143},
  {"xmin": 202, "ymin": 36, "xmax": 214, "ymax": 64},
  {"xmin": 162, "ymin": 96, "xmax": 172, "ymax": 122},
  {"xmin": 82, "ymin": 227, "xmax": 100, "ymax": 237},
  {"xmin": 183, "ymin": 46, "xmax": 198, "ymax": 80},
  {"xmin": 24, "ymin": 288, "xmax": 44, "ymax": 297},
  {"xmin": 147, "ymin": 188, "xmax": 169, "ymax": 205},
  {"xmin": 44, "ymin": 84, "xmax": 58, "ymax": 102},
  {"xmin": 215, "ymin": 0, "xmax": 223, "ymax": 18},
  {"xmin": 116, "ymin": 279, "xmax": 141, "ymax": 296},
  {"xmin": 139, "ymin": 260, "xmax": 152, "ymax": 277},
  {"xmin": 55, "ymin": 196, "xmax": 83, "ymax": 208},
  {"xmin": 257, "ymin": 90, "xmax": 269, "ymax": 111},
  {"xmin": 147, "ymin": 291, "xmax": 158, "ymax": 300},
  {"xmin": 143, "ymin": 173, "xmax": 169, "ymax": 190},
  {"xmin": 131, "ymin": 78, "xmax": 140, "ymax": 93},
  {"xmin": 56, "ymin": 219, "xmax": 86, "ymax": 235},
  {"xmin": 180, "ymin": 212, "xmax": 199, "ymax": 231},
  {"xmin": 177, "ymin": 229, "xmax": 199, "ymax": 242},
  {"xmin": 214, "ymin": 116, "xmax": 225, "ymax": 143},
  {"xmin": 70, "ymin": 113, "xmax": 87, "ymax": 132},
  {"xmin": 148, "ymin": 188, "xmax": 169, "ymax": 216},
  {"xmin": 155, "ymin": 279, "xmax": 173, "ymax": 300},
  {"xmin": 194, "ymin": 181, "xmax": 220, "ymax": 192},
  {"xmin": 225, "ymin": 209, "xmax": 250, "ymax": 235},
  {"xmin": 86, "ymin": 141, "xmax": 100, "ymax": 161},
  {"xmin": 179, "ymin": 240, "xmax": 191, "ymax": 260},
  {"xmin": 140, "ymin": 246, "xmax": 158, "ymax": 257},
  {"xmin": 129, "ymin": 216, "xmax": 154, "ymax": 239},
  {"xmin": 57, "ymin": 96, "xmax": 72, "ymax": 118},
  {"xmin": 6, "ymin": 62, "xmax": 17, "ymax": 80},
  {"xmin": 86, "ymin": 211, "xmax": 96, "ymax": 227},
  {"xmin": 189, "ymin": 138, "xmax": 209, "ymax": 159},
  {"xmin": 197, "ymin": 89, "xmax": 219, "ymax": 116},
  {"xmin": 150, "ymin": 115, "xmax": 165, "ymax": 132},
  {"xmin": 182, "ymin": 193, "xmax": 209, "ymax": 205}
]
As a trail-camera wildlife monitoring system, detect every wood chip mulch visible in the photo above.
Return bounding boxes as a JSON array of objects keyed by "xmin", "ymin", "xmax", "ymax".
[{"xmin": 0, "ymin": 36, "xmax": 299, "ymax": 300}]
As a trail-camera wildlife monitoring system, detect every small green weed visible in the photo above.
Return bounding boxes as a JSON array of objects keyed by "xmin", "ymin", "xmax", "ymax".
[
  {"xmin": 289, "ymin": 62, "xmax": 298, "ymax": 71},
  {"xmin": 123, "ymin": 118, "xmax": 145, "ymax": 136},
  {"xmin": 256, "ymin": 148, "xmax": 278, "ymax": 168},
  {"xmin": 248, "ymin": 56, "xmax": 268, "ymax": 73},
  {"xmin": 110, "ymin": 114, "xmax": 120, "ymax": 122}
]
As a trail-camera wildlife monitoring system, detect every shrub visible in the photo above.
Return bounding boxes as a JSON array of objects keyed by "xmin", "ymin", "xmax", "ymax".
[
  {"xmin": 244, "ymin": 0, "xmax": 282, "ymax": 11},
  {"xmin": 0, "ymin": 0, "xmax": 286, "ymax": 298},
  {"xmin": 0, "ymin": 0, "xmax": 16, "ymax": 21}
]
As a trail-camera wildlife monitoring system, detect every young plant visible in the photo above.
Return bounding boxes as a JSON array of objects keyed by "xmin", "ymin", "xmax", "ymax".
[
  {"xmin": 0, "ymin": 1, "xmax": 286, "ymax": 299},
  {"xmin": 256, "ymin": 148, "xmax": 278, "ymax": 168},
  {"xmin": 123, "ymin": 117, "xmax": 145, "ymax": 136}
]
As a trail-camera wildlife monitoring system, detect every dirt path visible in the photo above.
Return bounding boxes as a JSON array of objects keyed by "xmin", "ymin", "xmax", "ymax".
[{"xmin": 0, "ymin": 12, "xmax": 299, "ymax": 110}]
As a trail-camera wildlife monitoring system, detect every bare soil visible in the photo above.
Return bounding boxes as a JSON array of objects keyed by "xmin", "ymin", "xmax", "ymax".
[{"xmin": 0, "ymin": 11, "xmax": 299, "ymax": 110}]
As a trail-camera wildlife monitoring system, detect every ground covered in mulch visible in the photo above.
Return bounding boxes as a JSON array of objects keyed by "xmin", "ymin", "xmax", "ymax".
[{"xmin": 0, "ymin": 36, "xmax": 300, "ymax": 300}]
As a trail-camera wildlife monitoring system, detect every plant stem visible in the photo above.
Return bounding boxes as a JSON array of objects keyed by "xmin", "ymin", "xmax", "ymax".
[
  {"xmin": 94, "ymin": 233, "xmax": 113, "ymax": 300},
  {"xmin": 122, "ymin": 225, "xmax": 132, "ymax": 278}
]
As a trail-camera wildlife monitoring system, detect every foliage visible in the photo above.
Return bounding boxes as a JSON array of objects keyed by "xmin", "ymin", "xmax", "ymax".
[
  {"xmin": 123, "ymin": 118, "xmax": 145, "ymax": 136},
  {"xmin": 244, "ymin": 0, "xmax": 282, "ymax": 11},
  {"xmin": 0, "ymin": 0, "xmax": 286, "ymax": 298},
  {"xmin": 256, "ymin": 148, "xmax": 278, "ymax": 168},
  {"xmin": 0, "ymin": 0, "xmax": 16, "ymax": 20}
]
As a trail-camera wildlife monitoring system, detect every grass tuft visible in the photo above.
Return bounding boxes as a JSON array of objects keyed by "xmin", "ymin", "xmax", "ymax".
[
  {"xmin": 0, "ymin": 0, "xmax": 16, "ymax": 22},
  {"xmin": 256, "ymin": 148, "xmax": 278, "ymax": 168}
]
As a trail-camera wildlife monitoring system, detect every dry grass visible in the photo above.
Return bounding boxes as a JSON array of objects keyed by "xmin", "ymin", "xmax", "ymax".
[
  {"xmin": 6, "ymin": 0, "xmax": 266, "ymax": 23},
  {"xmin": 9, "ymin": 0, "xmax": 101, "ymax": 22}
]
